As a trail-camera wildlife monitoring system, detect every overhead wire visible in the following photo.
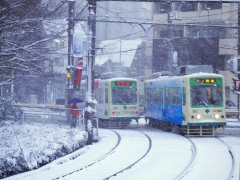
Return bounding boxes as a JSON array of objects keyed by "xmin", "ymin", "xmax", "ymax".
[{"xmin": 92, "ymin": 1, "xmax": 240, "ymax": 66}]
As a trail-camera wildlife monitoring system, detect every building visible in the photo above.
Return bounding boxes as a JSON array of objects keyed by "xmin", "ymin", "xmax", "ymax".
[
  {"xmin": 95, "ymin": 39, "xmax": 152, "ymax": 77},
  {"xmin": 151, "ymin": 2, "xmax": 238, "ymax": 103}
]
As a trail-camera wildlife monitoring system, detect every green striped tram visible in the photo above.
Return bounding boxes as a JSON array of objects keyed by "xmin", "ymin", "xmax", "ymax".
[
  {"xmin": 145, "ymin": 73, "xmax": 226, "ymax": 136},
  {"xmin": 94, "ymin": 77, "xmax": 140, "ymax": 128}
]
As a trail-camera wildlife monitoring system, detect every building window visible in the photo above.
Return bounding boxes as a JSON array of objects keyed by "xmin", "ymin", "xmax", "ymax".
[
  {"xmin": 176, "ymin": 2, "xmax": 197, "ymax": 12},
  {"xmin": 202, "ymin": 2, "xmax": 222, "ymax": 10},
  {"xmin": 192, "ymin": 27, "xmax": 226, "ymax": 38},
  {"xmin": 54, "ymin": 57, "xmax": 64, "ymax": 67},
  {"xmin": 160, "ymin": 31, "xmax": 169, "ymax": 38},
  {"xmin": 54, "ymin": 39, "xmax": 65, "ymax": 49},
  {"xmin": 173, "ymin": 30, "xmax": 183, "ymax": 38},
  {"xmin": 154, "ymin": 2, "xmax": 172, "ymax": 14}
]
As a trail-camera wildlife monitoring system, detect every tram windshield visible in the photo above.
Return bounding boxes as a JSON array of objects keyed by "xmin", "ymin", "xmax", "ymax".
[
  {"xmin": 191, "ymin": 86, "xmax": 223, "ymax": 107},
  {"xmin": 112, "ymin": 87, "xmax": 137, "ymax": 104}
]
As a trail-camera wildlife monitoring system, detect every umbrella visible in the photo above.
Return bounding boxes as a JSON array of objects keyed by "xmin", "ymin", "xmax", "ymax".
[{"xmin": 68, "ymin": 97, "xmax": 84, "ymax": 104}]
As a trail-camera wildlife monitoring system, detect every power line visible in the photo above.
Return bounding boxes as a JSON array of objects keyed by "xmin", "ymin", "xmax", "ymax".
[{"xmin": 75, "ymin": 18, "xmax": 239, "ymax": 29}]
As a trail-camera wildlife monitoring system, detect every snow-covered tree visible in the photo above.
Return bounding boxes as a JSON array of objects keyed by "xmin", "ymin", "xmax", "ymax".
[{"xmin": 0, "ymin": 0, "xmax": 88, "ymax": 116}]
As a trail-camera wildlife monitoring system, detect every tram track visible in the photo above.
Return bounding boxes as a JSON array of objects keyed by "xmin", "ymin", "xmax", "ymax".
[
  {"xmin": 53, "ymin": 129, "xmax": 121, "ymax": 179},
  {"xmin": 105, "ymin": 131, "xmax": 152, "ymax": 179},
  {"xmin": 174, "ymin": 137, "xmax": 197, "ymax": 180},
  {"xmin": 178, "ymin": 136, "xmax": 237, "ymax": 180},
  {"xmin": 215, "ymin": 137, "xmax": 236, "ymax": 180},
  {"xmin": 63, "ymin": 129, "xmax": 152, "ymax": 179},
  {"xmin": 5, "ymin": 120, "xmax": 238, "ymax": 180}
]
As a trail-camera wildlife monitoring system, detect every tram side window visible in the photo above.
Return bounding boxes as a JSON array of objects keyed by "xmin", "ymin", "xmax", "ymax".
[
  {"xmin": 95, "ymin": 88, "xmax": 103, "ymax": 104},
  {"xmin": 157, "ymin": 88, "xmax": 163, "ymax": 104},
  {"xmin": 174, "ymin": 87, "xmax": 181, "ymax": 105},
  {"xmin": 97, "ymin": 88, "xmax": 104, "ymax": 104},
  {"xmin": 165, "ymin": 87, "xmax": 170, "ymax": 104},
  {"xmin": 105, "ymin": 88, "xmax": 108, "ymax": 103},
  {"xmin": 151, "ymin": 89, "xmax": 154, "ymax": 103},
  {"xmin": 146, "ymin": 88, "xmax": 155, "ymax": 103},
  {"xmin": 146, "ymin": 88, "xmax": 151, "ymax": 103},
  {"xmin": 166, "ymin": 87, "xmax": 180, "ymax": 105},
  {"xmin": 152, "ymin": 88, "xmax": 158, "ymax": 103}
]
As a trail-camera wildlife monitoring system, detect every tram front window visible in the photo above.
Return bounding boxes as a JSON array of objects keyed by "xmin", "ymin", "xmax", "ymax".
[
  {"xmin": 191, "ymin": 86, "xmax": 223, "ymax": 106},
  {"xmin": 112, "ymin": 87, "xmax": 137, "ymax": 104}
]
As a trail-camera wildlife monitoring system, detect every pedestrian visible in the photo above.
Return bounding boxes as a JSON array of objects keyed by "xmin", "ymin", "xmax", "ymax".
[{"xmin": 70, "ymin": 102, "xmax": 79, "ymax": 128}]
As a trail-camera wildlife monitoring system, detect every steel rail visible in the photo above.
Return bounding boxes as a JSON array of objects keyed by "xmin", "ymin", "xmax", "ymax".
[
  {"xmin": 216, "ymin": 137, "xmax": 236, "ymax": 180},
  {"xmin": 53, "ymin": 129, "xmax": 121, "ymax": 179},
  {"xmin": 103, "ymin": 130, "xmax": 152, "ymax": 180},
  {"xmin": 174, "ymin": 136, "xmax": 197, "ymax": 180}
]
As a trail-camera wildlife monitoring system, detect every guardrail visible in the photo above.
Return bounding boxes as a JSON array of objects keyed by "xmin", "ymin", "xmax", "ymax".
[
  {"xmin": 14, "ymin": 104, "xmax": 99, "ymax": 141},
  {"xmin": 226, "ymin": 109, "xmax": 239, "ymax": 119},
  {"xmin": 15, "ymin": 104, "xmax": 85, "ymax": 129}
]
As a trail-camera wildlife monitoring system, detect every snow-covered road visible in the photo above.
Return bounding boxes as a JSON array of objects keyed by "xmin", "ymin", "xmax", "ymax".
[
  {"xmin": 182, "ymin": 137, "xmax": 234, "ymax": 180},
  {"xmin": 111, "ymin": 130, "xmax": 193, "ymax": 180},
  {"xmin": 65, "ymin": 130, "xmax": 150, "ymax": 180}
]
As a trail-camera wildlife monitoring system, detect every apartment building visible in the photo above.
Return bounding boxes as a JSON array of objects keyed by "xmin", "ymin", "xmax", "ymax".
[{"xmin": 151, "ymin": 2, "xmax": 238, "ymax": 101}]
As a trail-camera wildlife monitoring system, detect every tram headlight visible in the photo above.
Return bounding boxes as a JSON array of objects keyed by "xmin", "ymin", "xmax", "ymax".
[
  {"xmin": 130, "ymin": 111, "xmax": 134, "ymax": 114},
  {"xmin": 116, "ymin": 111, "xmax": 120, "ymax": 115},
  {"xmin": 196, "ymin": 114, "xmax": 201, "ymax": 119},
  {"xmin": 215, "ymin": 114, "xmax": 220, "ymax": 119}
]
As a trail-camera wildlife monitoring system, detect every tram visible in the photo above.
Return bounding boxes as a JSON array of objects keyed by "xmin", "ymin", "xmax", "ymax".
[
  {"xmin": 145, "ymin": 66, "xmax": 226, "ymax": 136},
  {"xmin": 79, "ymin": 72, "xmax": 140, "ymax": 128}
]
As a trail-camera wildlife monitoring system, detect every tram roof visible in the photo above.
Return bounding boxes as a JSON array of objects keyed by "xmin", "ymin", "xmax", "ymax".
[{"xmin": 101, "ymin": 71, "xmax": 130, "ymax": 79}]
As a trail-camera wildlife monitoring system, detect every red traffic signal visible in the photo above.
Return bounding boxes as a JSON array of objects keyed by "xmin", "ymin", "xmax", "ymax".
[
  {"xmin": 78, "ymin": 61, "xmax": 83, "ymax": 67},
  {"xmin": 74, "ymin": 67, "xmax": 82, "ymax": 91}
]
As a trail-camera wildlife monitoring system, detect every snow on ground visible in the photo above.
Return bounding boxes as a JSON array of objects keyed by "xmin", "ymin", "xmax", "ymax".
[
  {"xmin": 0, "ymin": 121, "xmax": 87, "ymax": 179},
  {"xmin": 1, "ymin": 118, "xmax": 240, "ymax": 179},
  {"xmin": 4, "ymin": 129, "xmax": 117, "ymax": 180}
]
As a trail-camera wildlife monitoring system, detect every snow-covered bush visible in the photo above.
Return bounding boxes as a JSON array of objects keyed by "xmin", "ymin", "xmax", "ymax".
[
  {"xmin": 0, "ymin": 123, "xmax": 88, "ymax": 179},
  {"xmin": 0, "ymin": 94, "xmax": 23, "ymax": 125},
  {"xmin": 0, "ymin": 94, "xmax": 14, "ymax": 121}
]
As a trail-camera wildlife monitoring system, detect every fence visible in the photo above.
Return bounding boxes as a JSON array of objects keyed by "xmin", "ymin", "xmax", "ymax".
[
  {"xmin": 14, "ymin": 104, "xmax": 99, "ymax": 141},
  {"xmin": 226, "ymin": 108, "xmax": 239, "ymax": 120},
  {"xmin": 15, "ymin": 104, "xmax": 84, "ymax": 129}
]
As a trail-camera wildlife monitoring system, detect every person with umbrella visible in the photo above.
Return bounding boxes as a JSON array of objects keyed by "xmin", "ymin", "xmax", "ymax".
[
  {"xmin": 68, "ymin": 97, "xmax": 83, "ymax": 128},
  {"xmin": 70, "ymin": 102, "xmax": 79, "ymax": 128}
]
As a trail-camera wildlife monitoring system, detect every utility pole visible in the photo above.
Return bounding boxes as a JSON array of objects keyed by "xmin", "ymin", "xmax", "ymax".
[
  {"xmin": 167, "ymin": 4, "xmax": 173, "ymax": 72},
  {"xmin": 85, "ymin": 1, "xmax": 97, "ymax": 145},
  {"xmin": 238, "ymin": 3, "xmax": 240, "ymax": 121},
  {"xmin": 66, "ymin": 0, "xmax": 75, "ymax": 122}
]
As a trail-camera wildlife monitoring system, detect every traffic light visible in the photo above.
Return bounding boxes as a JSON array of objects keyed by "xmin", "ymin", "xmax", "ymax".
[
  {"xmin": 67, "ymin": 73, "xmax": 71, "ymax": 79},
  {"xmin": 74, "ymin": 61, "xmax": 83, "ymax": 91},
  {"xmin": 232, "ymin": 77, "xmax": 240, "ymax": 91},
  {"xmin": 228, "ymin": 58, "xmax": 240, "ymax": 73},
  {"xmin": 238, "ymin": 58, "xmax": 240, "ymax": 72}
]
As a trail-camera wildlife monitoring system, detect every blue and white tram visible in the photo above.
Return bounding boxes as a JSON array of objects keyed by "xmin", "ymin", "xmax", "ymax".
[{"xmin": 144, "ymin": 73, "xmax": 226, "ymax": 136}]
